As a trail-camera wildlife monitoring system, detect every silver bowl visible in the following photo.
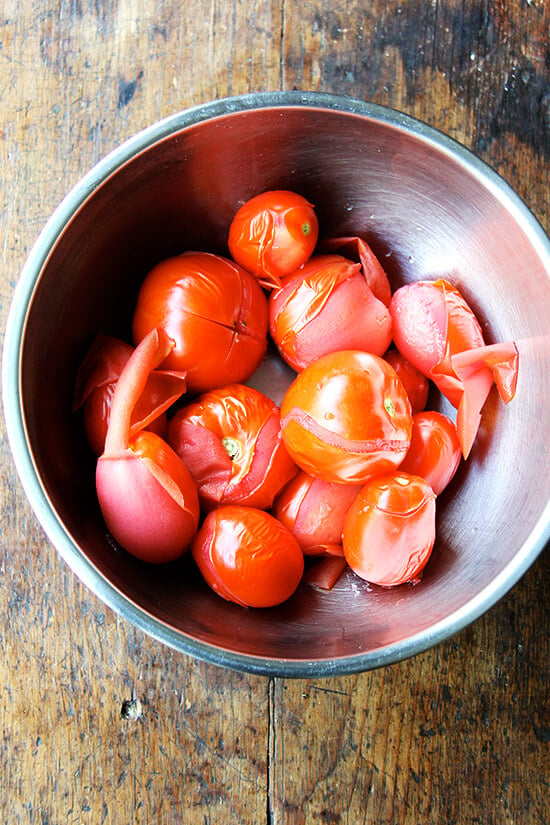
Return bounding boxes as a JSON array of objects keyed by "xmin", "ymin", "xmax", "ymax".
[{"xmin": 3, "ymin": 92, "xmax": 550, "ymax": 676}]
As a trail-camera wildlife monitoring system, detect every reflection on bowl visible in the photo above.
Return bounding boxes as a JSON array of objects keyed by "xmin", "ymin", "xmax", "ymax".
[{"xmin": 3, "ymin": 92, "xmax": 550, "ymax": 676}]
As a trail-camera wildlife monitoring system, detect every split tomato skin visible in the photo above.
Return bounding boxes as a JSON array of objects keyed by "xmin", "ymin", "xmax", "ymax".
[
  {"xmin": 192, "ymin": 505, "xmax": 305, "ymax": 608},
  {"xmin": 132, "ymin": 252, "xmax": 268, "ymax": 394},
  {"xmin": 167, "ymin": 384, "xmax": 297, "ymax": 510},
  {"xmin": 280, "ymin": 350, "xmax": 413, "ymax": 484},
  {"xmin": 384, "ymin": 348, "xmax": 430, "ymax": 415},
  {"xmin": 228, "ymin": 190, "xmax": 319, "ymax": 289},
  {"xmin": 399, "ymin": 411, "xmax": 462, "ymax": 495},
  {"xmin": 272, "ymin": 470, "xmax": 359, "ymax": 556},
  {"xmin": 97, "ymin": 430, "xmax": 200, "ymax": 563},
  {"xmin": 269, "ymin": 254, "xmax": 392, "ymax": 371},
  {"xmin": 342, "ymin": 472, "xmax": 436, "ymax": 587}
]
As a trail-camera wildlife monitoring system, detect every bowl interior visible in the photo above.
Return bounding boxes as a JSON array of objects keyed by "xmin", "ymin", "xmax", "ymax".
[{"xmin": 14, "ymin": 101, "xmax": 550, "ymax": 673}]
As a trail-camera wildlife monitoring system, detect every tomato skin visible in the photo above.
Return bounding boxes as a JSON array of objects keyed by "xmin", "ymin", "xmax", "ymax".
[
  {"xmin": 272, "ymin": 470, "xmax": 359, "ymax": 556},
  {"xmin": 269, "ymin": 254, "xmax": 392, "ymax": 371},
  {"xmin": 280, "ymin": 350, "xmax": 413, "ymax": 484},
  {"xmin": 228, "ymin": 190, "xmax": 319, "ymax": 289},
  {"xmin": 96, "ymin": 330, "xmax": 199, "ymax": 563},
  {"xmin": 399, "ymin": 411, "xmax": 461, "ymax": 495},
  {"xmin": 132, "ymin": 252, "xmax": 268, "ymax": 394},
  {"xmin": 342, "ymin": 472, "xmax": 436, "ymax": 586},
  {"xmin": 97, "ymin": 431, "xmax": 199, "ymax": 563},
  {"xmin": 167, "ymin": 384, "xmax": 297, "ymax": 510},
  {"xmin": 192, "ymin": 505, "xmax": 304, "ymax": 607},
  {"xmin": 73, "ymin": 334, "xmax": 184, "ymax": 456},
  {"xmin": 383, "ymin": 349, "xmax": 429, "ymax": 415}
]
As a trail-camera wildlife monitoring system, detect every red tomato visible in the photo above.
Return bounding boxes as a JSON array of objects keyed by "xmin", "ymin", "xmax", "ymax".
[
  {"xmin": 342, "ymin": 472, "xmax": 436, "ymax": 586},
  {"xmin": 96, "ymin": 330, "xmax": 199, "ymax": 563},
  {"xmin": 383, "ymin": 348, "xmax": 429, "ymax": 415},
  {"xmin": 167, "ymin": 384, "xmax": 297, "ymax": 510},
  {"xmin": 73, "ymin": 334, "xmax": 185, "ymax": 456},
  {"xmin": 399, "ymin": 411, "xmax": 462, "ymax": 495},
  {"xmin": 192, "ymin": 505, "xmax": 304, "ymax": 607},
  {"xmin": 272, "ymin": 470, "xmax": 359, "ymax": 556},
  {"xmin": 132, "ymin": 252, "xmax": 268, "ymax": 394},
  {"xmin": 269, "ymin": 254, "xmax": 392, "ymax": 371},
  {"xmin": 228, "ymin": 190, "xmax": 319, "ymax": 289},
  {"xmin": 389, "ymin": 279, "xmax": 519, "ymax": 457},
  {"xmin": 280, "ymin": 350, "xmax": 413, "ymax": 484}
]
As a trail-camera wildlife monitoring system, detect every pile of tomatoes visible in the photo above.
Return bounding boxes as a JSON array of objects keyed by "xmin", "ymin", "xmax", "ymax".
[{"xmin": 74, "ymin": 190, "xmax": 519, "ymax": 608}]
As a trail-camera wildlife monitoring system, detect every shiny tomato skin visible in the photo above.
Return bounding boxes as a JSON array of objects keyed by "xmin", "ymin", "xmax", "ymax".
[
  {"xmin": 191, "ymin": 505, "xmax": 304, "ymax": 607},
  {"xmin": 84, "ymin": 383, "xmax": 167, "ymax": 457},
  {"xmin": 269, "ymin": 254, "xmax": 392, "ymax": 371},
  {"xmin": 342, "ymin": 472, "xmax": 436, "ymax": 586},
  {"xmin": 280, "ymin": 350, "xmax": 413, "ymax": 484},
  {"xmin": 97, "ymin": 430, "xmax": 200, "ymax": 564},
  {"xmin": 167, "ymin": 384, "xmax": 297, "ymax": 510},
  {"xmin": 384, "ymin": 349, "xmax": 430, "ymax": 415},
  {"xmin": 228, "ymin": 190, "xmax": 319, "ymax": 289},
  {"xmin": 272, "ymin": 470, "xmax": 359, "ymax": 556},
  {"xmin": 132, "ymin": 252, "xmax": 268, "ymax": 394},
  {"xmin": 399, "ymin": 411, "xmax": 461, "ymax": 495}
]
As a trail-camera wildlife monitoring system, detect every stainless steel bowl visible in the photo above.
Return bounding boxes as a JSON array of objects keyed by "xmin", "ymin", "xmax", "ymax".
[{"xmin": 3, "ymin": 92, "xmax": 550, "ymax": 676}]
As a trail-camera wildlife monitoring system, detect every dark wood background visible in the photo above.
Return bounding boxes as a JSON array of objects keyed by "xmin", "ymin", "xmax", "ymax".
[{"xmin": 1, "ymin": 1, "xmax": 548, "ymax": 823}]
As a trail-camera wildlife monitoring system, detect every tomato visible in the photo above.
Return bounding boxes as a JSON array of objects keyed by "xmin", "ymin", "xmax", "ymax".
[
  {"xmin": 192, "ymin": 505, "xmax": 304, "ymax": 607},
  {"xmin": 132, "ymin": 252, "xmax": 268, "ymax": 395},
  {"xmin": 389, "ymin": 279, "xmax": 519, "ymax": 457},
  {"xmin": 399, "ymin": 411, "xmax": 461, "ymax": 495},
  {"xmin": 228, "ymin": 190, "xmax": 319, "ymax": 289},
  {"xmin": 96, "ymin": 329, "xmax": 199, "ymax": 563},
  {"xmin": 269, "ymin": 254, "xmax": 392, "ymax": 371},
  {"xmin": 74, "ymin": 334, "xmax": 184, "ymax": 455},
  {"xmin": 167, "ymin": 384, "xmax": 297, "ymax": 510},
  {"xmin": 280, "ymin": 350, "xmax": 413, "ymax": 484},
  {"xmin": 383, "ymin": 348, "xmax": 429, "ymax": 415},
  {"xmin": 272, "ymin": 470, "xmax": 359, "ymax": 556},
  {"xmin": 321, "ymin": 235, "xmax": 392, "ymax": 307},
  {"xmin": 342, "ymin": 472, "xmax": 436, "ymax": 586}
]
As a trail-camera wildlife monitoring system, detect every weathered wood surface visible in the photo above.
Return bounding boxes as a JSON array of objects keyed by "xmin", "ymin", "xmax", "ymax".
[{"xmin": 1, "ymin": 1, "xmax": 548, "ymax": 823}]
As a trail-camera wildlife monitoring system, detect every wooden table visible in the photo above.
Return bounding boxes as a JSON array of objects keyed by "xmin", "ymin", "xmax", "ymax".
[{"xmin": 1, "ymin": 1, "xmax": 548, "ymax": 822}]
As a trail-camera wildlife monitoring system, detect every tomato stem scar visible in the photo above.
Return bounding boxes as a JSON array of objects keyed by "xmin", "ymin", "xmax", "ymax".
[{"xmin": 222, "ymin": 437, "xmax": 241, "ymax": 460}]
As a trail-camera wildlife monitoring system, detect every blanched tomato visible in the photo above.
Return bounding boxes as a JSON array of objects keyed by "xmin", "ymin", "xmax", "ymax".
[
  {"xmin": 280, "ymin": 350, "xmax": 413, "ymax": 484},
  {"xmin": 192, "ymin": 505, "xmax": 304, "ymax": 607},
  {"xmin": 399, "ymin": 411, "xmax": 461, "ymax": 495},
  {"xmin": 269, "ymin": 254, "xmax": 392, "ymax": 371},
  {"xmin": 342, "ymin": 472, "xmax": 436, "ymax": 586},
  {"xmin": 389, "ymin": 279, "xmax": 519, "ymax": 457},
  {"xmin": 228, "ymin": 190, "xmax": 319, "ymax": 289},
  {"xmin": 272, "ymin": 470, "xmax": 359, "ymax": 556},
  {"xmin": 167, "ymin": 384, "xmax": 297, "ymax": 510},
  {"xmin": 73, "ymin": 334, "xmax": 185, "ymax": 456},
  {"xmin": 383, "ymin": 348, "xmax": 429, "ymax": 415},
  {"xmin": 96, "ymin": 330, "xmax": 199, "ymax": 563},
  {"xmin": 132, "ymin": 252, "xmax": 268, "ymax": 395}
]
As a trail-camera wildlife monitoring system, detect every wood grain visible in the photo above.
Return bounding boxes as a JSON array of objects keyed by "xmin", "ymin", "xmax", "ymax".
[{"xmin": 1, "ymin": 1, "xmax": 548, "ymax": 823}]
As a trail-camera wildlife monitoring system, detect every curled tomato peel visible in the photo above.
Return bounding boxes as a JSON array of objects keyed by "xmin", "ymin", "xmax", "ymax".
[
  {"xmin": 390, "ymin": 279, "xmax": 519, "ymax": 457},
  {"xmin": 73, "ymin": 334, "xmax": 185, "ymax": 455},
  {"xmin": 342, "ymin": 472, "xmax": 436, "ymax": 587},
  {"xmin": 167, "ymin": 384, "xmax": 297, "ymax": 510},
  {"xmin": 96, "ymin": 329, "xmax": 199, "ymax": 563},
  {"xmin": 321, "ymin": 235, "xmax": 392, "ymax": 307},
  {"xmin": 269, "ymin": 254, "xmax": 392, "ymax": 371},
  {"xmin": 191, "ymin": 505, "xmax": 304, "ymax": 608}
]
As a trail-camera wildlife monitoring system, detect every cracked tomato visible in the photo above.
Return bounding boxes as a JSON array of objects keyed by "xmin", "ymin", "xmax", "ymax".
[
  {"xmin": 228, "ymin": 190, "xmax": 318, "ymax": 289},
  {"xmin": 399, "ymin": 411, "xmax": 462, "ymax": 496},
  {"xmin": 167, "ymin": 384, "xmax": 297, "ymax": 511},
  {"xmin": 280, "ymin": 350, "xmax": 413, "ymax": 484},
  {"xmin": 132, "ymin": 252, "xmax": 268, "ymax": 395}
]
